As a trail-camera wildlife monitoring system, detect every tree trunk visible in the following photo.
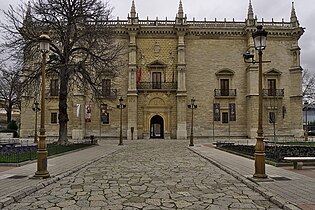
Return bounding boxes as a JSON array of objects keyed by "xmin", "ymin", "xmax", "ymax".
[
  {"xmin": 6, "ymin": 106, "xmax": 12, "ymax": 123},
  {"xmin": 6, "ymin": 101, "xmax": 14, "ymax": 123},
  {"xmin": 58, "ymin": 71, "xmax": 70, "ymax": 145}
]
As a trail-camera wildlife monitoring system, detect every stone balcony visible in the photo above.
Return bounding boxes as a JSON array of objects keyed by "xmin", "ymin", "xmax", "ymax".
[
  {"xmin": 214, "ymin": 89, "xmax": 237, "ymax": 98},
  {"xmin": 137, "ymin": 82, "xmax": 177, "ymax": 92}
]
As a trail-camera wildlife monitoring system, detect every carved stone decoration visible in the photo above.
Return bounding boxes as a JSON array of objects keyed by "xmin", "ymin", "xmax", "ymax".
[
  {"xmin": 154, "ymin": 41, "xmax": 160, "ymax": 53},
  {"xmin": 128, "ymin": 97, "xmax": 136, "ymax": 103},
  {"xmin": 149, "ymin": 97, "xmax": 165, "ymax": 106},
  {"xmin": 293, "ymin": 51, "xmax": 297, "ymax": 66},
  {"xmin": 154, "ymin": 41, "xmax": 161, "ymax": 59},
  {"xmin": 177, "ymin": 97, "xmax": 186, "ymax": 103}
]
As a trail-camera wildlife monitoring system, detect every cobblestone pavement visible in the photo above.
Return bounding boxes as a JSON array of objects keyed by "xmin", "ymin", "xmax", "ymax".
[{"xmin": 4, "ymin": 140, "xmax": 281, "ymax": 209}]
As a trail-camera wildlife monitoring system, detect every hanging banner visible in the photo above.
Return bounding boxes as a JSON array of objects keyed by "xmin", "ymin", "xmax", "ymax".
[
  {"xmin": 100, "ymin": 103, "xmax": 109, "ymax": 124},
  {"xmin": 85, "ymin": 104, "xmax": 92, "ymax": 122},
  {"xmin": 229, "ymin": 103, "xmax": 236, "ymax": 121},
  {"xmin": 213, "ymin": 103, "xmax": 220, "ymax": 121},
  {"xmin": 164, "ymin": 68, "xmax": 166, "ymax": 82},
  {"xmin": 137, "ymin": 66, "xmax": 141, "ymax": 83},
  {"xmin": 148, "ymin": 66, "xmax": 151, "ymax": 80}
]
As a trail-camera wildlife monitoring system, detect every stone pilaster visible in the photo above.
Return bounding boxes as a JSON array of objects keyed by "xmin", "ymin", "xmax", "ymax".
[
  {"xmin": 127, "ymin": 32, "xmax": 138, "ymax": 140},
  {"xmin": 288, "ymin": 37, "xmax": 303, "ymax": 137},
  {"xmin": 245, "ymin": 31, "xmax": 259, "ymax": 138},
  {"xmin": 176, "ymin": 32, "xmax": 187, "ymax": 139},
  {"xmin": 246, "ymin": 65, "xmax": 259, "ymax": 139}
]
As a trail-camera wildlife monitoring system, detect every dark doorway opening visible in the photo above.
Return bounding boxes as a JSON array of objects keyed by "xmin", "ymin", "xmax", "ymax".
[{"xmin": 150, "ymin": 115, "xmax": 164, "ymax": 139}]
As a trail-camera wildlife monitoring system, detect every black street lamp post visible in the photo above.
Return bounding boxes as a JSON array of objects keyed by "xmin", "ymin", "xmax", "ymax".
[
  {"xmin": 187, "ymin": 98, "xmax": 197, "ymax": 146},
  {"xmin": 117, "ymin": 97, "xmax": 126, "ymax": 145},
  {"xmin": 243, "ymin": 25, "xmax": 268, "ymax": 179}
]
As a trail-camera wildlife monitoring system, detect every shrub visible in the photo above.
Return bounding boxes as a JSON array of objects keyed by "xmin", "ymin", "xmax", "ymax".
[{"xmin": 7, "ymin": 120, "xmax": 18, "ymax": 131}]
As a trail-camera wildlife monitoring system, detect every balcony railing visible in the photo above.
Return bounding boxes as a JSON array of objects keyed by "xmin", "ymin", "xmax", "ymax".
[
  {"xmin": 263, "ymin": 89, "xmax": 284, "ymax": 97},
  {"xmin": 214, "ymin": 89, "xmax": 237, "ymax": 97},
  {"xmin": 95, "ymin": 88, "xmax": 118, "ymax": 99},
  {"xmin": 137, "ymin": 82, "xmax": 177, "ymax": 91}
]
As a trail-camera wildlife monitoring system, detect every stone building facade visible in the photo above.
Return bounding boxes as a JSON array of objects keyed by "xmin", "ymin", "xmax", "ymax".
[{"xmin": 20, "ymin": 0, "xmax": 305, "ymax": 140}]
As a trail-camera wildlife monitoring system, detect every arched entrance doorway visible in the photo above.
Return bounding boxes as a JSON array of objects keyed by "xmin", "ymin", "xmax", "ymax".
[{"xmin": 150, "ymin": 115, "xmax": 164, "ymax": 139}]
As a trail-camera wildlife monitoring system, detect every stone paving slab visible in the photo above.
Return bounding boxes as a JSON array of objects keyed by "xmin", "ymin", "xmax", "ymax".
[
  {"xmin": 2, "ymin": 140, "xmax": 281, "ymax": 209},
  {"xmin": 0, "ymin": 140, "xmax": 121, "ymax": 208},
  {"xmin": 190, "ymin": 143, "xmax": 315, "ymax": 210}
]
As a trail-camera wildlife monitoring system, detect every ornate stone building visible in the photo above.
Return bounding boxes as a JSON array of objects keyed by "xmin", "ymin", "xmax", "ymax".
[{"xmin": 20, "ymin": 0, "xmax": 305, "ymax": 140}]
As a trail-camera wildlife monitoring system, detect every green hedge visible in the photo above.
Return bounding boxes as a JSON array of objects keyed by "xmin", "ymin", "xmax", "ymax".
[{"xmin": 0, "ymin": 143, "xmax": 93, "ymax": 163}]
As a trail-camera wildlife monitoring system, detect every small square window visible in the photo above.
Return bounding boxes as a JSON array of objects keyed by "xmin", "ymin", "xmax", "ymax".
[
  {"xmin": 100, "ymin": 104, "xmax": 109, "ymax": 124},
  {"xmin": 101, "ymin": 113, "xmax": 109, "ymax": 124},
  {"xmin": 51, "ymin": 112, "xmax": 58, "ymax": 124},
  {"xmin": 222, "ymin": 112, "xmax": 229, "ymax": 123},
  {"xmin": 269, "ymin": 112, "xmax": 276, "ymax": 123}
]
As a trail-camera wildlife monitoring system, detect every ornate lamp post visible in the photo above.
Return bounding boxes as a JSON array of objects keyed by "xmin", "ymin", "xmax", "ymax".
[
  {"xmin": 252, "ymin": 25, "xmax": 268, "ymax": 178},
  {"xmin": 187, "ymin": 98, "xmax": 197, "ymax": 146},
  {"xmin": 32, "ymin": 101, "xmax": 40, "ymax": 143},
  {"xmin": 243, "ymin": 25, "xmax": 268, "ymax": 178},
  {"xmin": 117, "ymin": 97, "xmax": 126, "ymax": 145},
  {"xmin": 34, "ymin": 33, "xmax": 50, "ymax": 178}
]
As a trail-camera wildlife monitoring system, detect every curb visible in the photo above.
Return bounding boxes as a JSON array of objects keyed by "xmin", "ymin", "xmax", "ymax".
[
  {"xmin": 0, "ymin": 147, "xmax": 122, "ymax": 208},
  {"xmin": 188, "ymin": 146, "xmax": 302, "ymax": 210}
]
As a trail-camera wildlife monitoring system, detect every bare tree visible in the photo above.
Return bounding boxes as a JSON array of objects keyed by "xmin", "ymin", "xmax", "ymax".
[
  {"xmin": 302, "ymin": 69, "xmax": 315, "ymax": 102},
  {"xmin": 0, "ymin": 65, "xmax": 21, "ymax": 123},
  {"xmin": 0, "ymin": 0, "xmax": 125, "ymax": 144}
]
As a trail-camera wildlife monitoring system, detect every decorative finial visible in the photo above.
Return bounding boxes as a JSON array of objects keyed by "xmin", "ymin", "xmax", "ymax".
[
  {"xmin": 291, "ymin": 2, "xmax": 297, "ymax": 19},
  {"xmin": 247, "ymin": 0, "xmax": 254, "ymax": 20},
  {"xmin": 178, "ymin": 0, "xmax": 184, "ymax": 19},
  {"xmin": 130, "ymin": 0, "xmax": 136, "ymax": 18},
  {"xmin": 290, "ymin": 2, "xmax": 299, "ymax": 27}
]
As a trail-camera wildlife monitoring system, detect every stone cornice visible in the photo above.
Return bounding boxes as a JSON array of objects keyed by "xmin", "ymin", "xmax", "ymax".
[
  {"xmin": 109, "ymin": 19, "xmax": 304, "ymax": 39},
  {"xmin": 289, "ymin": 66, "xmax": 303, "ymax": 73}
]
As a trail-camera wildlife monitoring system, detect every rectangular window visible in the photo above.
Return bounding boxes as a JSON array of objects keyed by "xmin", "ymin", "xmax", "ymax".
[
  {"xmin": 102, "ymin": 79, "xmax": 111, "ymax": 96},
  {"xmin": 51, "ymin": 112, "xmax": 58, "ymax": 124},
  {"xmin": 152, "ymin": 72, "xmax": 162, "ymax": 89},
  {"xmin": 222, "ymin": 112, "xmax": 229, "ymax": 123},
  {"xmin": 269, "ymin": 112, "xmax": 276, "ymax": 123},
  {"xmin": 100, "ymin": 103, "xmax": 109, "ymax": 124},
  {"xmin": 50, "ymin": 79, "xmax": 59, "ymax": 96},
  {"xmin": 220, "ymin": 79, "xmax": 229, "ymax": 96},
  {"xmin": 268, "ymin": 79, "xmax": 276, "ymax": 96},
  {"xmin": 101, "ymin": 113, "xmax": 109, "ymax": 124}
]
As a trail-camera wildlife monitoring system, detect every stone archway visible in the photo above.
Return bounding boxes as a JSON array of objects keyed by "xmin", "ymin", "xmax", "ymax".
[{"xmin": 150, "ymin": 115, "xmax": 164, "ymax": 139}]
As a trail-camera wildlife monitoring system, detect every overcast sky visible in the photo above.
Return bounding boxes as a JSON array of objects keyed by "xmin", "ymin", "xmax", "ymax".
[{"xmin": 1, "ymin": 0, "xmax": 314, "ymax": 72}]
